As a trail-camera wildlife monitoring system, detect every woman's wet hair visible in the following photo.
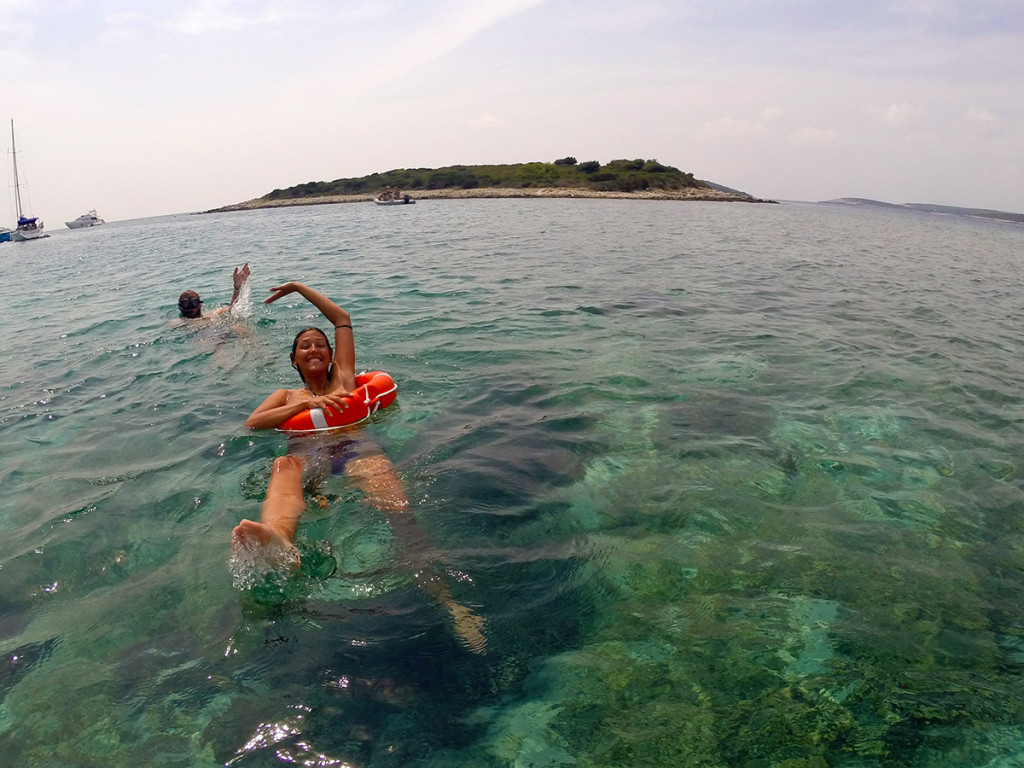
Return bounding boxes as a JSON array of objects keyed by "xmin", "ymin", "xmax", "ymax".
[{"xmin": 290, "ymin": 327, "xmax": 333, "ymax": 384}]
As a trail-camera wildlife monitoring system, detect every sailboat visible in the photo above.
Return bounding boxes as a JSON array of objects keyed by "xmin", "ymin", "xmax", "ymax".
[{"xmin": 9, "ymin": 120, "xmax": 49, "ymax": 242}]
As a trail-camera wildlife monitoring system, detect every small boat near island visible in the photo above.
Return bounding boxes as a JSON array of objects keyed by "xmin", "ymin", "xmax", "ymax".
[
  {"xmin": 65, "ymin": 210, "xmax": 105, "ymax": 229},
  {"xmin": 374, "ymin": 186, "xmax": 415, "ymax": 205},
  {"xmin": 9, "ymin": 120, "xmax": 49, "ymax": 242}
]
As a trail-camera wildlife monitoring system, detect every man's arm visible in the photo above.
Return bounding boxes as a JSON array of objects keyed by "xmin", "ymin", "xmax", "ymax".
[
  {"xmin": 207, "ymin": 263, "xmax": 251, "ymax": 317},
  {"xmin": 228, "ymin": 263, "xmax": 251, "ymax": 308}
]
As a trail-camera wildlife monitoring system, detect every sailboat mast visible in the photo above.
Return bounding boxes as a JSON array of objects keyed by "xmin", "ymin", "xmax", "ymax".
[{"xmin": 11, "ymin": 120, "xmax": 23, "ymax": 221}]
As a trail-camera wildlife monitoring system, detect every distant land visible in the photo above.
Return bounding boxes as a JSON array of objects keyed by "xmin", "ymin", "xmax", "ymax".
[
  {"xmin": 823, "ymin": 198, "xmax": 1024, "ymax": 225},
  {"xmin": 207, "ymin": 158, "xmax": 777, "ymax": 212}
]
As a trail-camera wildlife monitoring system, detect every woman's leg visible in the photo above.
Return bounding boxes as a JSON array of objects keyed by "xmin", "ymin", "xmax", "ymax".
[
  {"xmin": 231, "ymin": 455, "xmax": 306, "ymax": 566},
  {"xmin": 344, "ymin": 452, "xmax": 410, "ymax": 513},
  {"xmin": 345, "ymin": 453, "xmax": 486, "ymax": 653}
]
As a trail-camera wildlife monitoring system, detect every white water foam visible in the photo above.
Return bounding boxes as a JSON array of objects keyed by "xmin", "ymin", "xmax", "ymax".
[{"xmin": 228, "ymin": 534, "xmax": 300, "ymax": 590}]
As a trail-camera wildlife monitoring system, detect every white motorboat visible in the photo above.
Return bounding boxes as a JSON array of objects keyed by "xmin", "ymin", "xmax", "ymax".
[
  {"xmin": 9, "ymin": 120, "xmax": 49, "ymax": 241},
  {"xmin": 374, "ymin": 187, "xmax": 415, "ymax": 205},
  {"xmin": 65, "ymin": 210, "xmax": 105, "ymax": 229},
  {"xmin": 374, "ymin": 195, "xmax": 415, "ymax": 205}
]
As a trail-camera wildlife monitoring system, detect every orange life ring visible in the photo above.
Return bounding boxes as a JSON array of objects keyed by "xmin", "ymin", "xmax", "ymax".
[{"xmin": 276, "ymin": 371, "xmax": 398, "ymax": 435}]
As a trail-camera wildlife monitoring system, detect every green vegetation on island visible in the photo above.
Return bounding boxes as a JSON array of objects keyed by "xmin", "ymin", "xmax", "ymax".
[{"xmin": 265, "ymin": 157, "xmax": 707, "ymax": 201}]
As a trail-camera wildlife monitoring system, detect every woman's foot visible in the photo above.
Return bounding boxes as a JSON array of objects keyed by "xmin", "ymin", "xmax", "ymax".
[
  {"xmin": 448, "ymin": 603, "xmax": 487, "ymax": 654},
  {"xmin": 231, "ymin": 519, "xmax": 300, "ymax": 571}
]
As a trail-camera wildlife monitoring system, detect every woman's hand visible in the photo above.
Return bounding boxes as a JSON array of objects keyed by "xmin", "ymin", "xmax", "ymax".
[
  {"xmin": 264, "ymin": 282, "xmax": 303, "ymax": 305},
  {"xmin": 306, "ymin": 390, "xmax": 350, "ymax": 417}
]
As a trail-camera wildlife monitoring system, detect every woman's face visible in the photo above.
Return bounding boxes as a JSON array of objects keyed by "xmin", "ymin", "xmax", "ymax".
[{"xmin": 292, "ymin": 330, "xmax": 332, "ymax": 376}]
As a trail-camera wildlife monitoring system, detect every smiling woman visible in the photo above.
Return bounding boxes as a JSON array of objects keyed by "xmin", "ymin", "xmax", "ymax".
[
  {"xmin": 241, "ymin": 281, "xmax": 356, "ymax": 429},
  {"xmin": 232, "ymin": 280, "xmax": 486, "ymax": 652}
]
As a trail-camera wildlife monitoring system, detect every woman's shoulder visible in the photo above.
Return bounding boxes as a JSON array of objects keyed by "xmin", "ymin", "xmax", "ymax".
[{"xmin": 261, "ymin": 386, "xmax": 307, "ymax": 405}]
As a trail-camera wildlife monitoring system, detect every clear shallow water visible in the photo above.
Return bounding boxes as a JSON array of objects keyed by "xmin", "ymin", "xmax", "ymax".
[{"xmin": 2, "ymin": 199, "xmax": 1024, "ymax": 766}]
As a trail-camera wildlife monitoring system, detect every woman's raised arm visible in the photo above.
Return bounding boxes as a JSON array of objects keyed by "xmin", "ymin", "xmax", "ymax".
[
  {"xmin": 265, "ymin": 282, "xmax": 355, "ymax": 391},
  {"xmin": 264, "ymin": 282, "xmax": 349, "ymax": 326}
]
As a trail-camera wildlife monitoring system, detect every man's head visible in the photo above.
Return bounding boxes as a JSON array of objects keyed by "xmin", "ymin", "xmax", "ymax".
[{"xmin": 178, "ymin": 290, "xmax": 203, "ymax": 318}]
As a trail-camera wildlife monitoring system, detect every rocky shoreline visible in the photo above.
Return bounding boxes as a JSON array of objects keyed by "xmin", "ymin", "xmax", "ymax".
[{"xmin": 206, "ymin": 186, "xmax": 776, "ymax": 213}]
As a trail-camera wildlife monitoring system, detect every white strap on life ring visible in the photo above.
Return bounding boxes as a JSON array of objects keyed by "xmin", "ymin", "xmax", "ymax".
[{"xmin": 309, "ymin": 408, "xmax": 329, "ymax": 430}]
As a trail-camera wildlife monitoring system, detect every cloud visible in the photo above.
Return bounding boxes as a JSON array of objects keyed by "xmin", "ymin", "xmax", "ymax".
[
  {"xmin": 0, "ymin": 47, "xmax": 32, "ymax": 70},
  {"xmin": 164, "ymin": 0, "xmax": 313, "ymax": 35},
  {"xmin": 885, "ymin": 0, "xmax": 1024, "ymax": 35},
  {"xmin": 873, "ymin": 102, "xmax": 921, "ymax": 128},
  {"xmin": 336, "ymin": 0, "xmax": 405, "ymax": 22},
  {"xmin": 700, "ymin": 107, "xmax": 785, "ymax": 140},
  {"xmin": 470, "ymin": 114, "xmax": 499, "ymax": 128},
  {"xmin": 791, "ymin": 126, "xmax": 842, "ymax": 143},
  {"xmin": 965, "ymin": 107, "xmax": 999, "ymax": 122},
  {"xmin": 888, "ymin": 0, "xmax": 960, "ymax": 21},
  {"xmin": 390, "ymin": 0, "xmax": 548, "ymax": 69},
  {"xmin": 700, "ymin": 117, "xmax": 764, "ymax": 139}
]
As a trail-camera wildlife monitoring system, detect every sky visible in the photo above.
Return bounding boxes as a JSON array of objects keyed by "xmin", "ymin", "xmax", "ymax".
[{"xmin": 1, "ymin": 0, "xmax": 1022, "ymax": 223}]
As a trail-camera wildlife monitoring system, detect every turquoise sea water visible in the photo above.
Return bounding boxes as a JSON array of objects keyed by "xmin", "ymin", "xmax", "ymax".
[{"xmin": 3, "ymin": 198, "xmax": 1024, "ymax": 767}]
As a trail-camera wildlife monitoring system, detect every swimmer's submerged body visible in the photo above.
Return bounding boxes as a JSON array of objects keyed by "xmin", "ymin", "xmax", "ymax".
[
  {"xmin": 174, "ymin": 264, "xmax": 253, "ymax": 362},
  {"xmin": 231, "ymin": 281, "xmax": 486, "ymax": 653}
]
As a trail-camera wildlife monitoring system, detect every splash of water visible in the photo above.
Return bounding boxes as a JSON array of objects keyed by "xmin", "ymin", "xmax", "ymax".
[
  {"xmin": 228, "ymin": 533, "xmax": 300, "ymax": 590},
  {"xmin": 229, "ymin": 278, "xmax": 253, "ymax": 319}
]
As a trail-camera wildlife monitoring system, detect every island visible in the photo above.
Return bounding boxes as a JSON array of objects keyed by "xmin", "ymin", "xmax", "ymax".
[
  {"xmin": 206, "ymin": 157, "xmax": 776, "ymax": 212},
  {"xmin": 824, "ymin": 198, "xmax": 1024, "ymax": 226}
]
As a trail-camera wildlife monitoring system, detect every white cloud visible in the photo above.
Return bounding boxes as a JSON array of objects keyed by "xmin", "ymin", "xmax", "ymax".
[
  {"xmin": 165, "ymin": 0, "xmax": 313, "ymax": 35},
  {"xmin": 0, "ymin": 47, "xmax": 32, "ymax": 70},
  {"xmin": 699, "ymin": 107, "xmax": 786, "ymax": 141},
  {"xmin": 791, "ymin": 126, "xmax": 842, "ymax": 143},
  {"xmin": 384, "ymin": 0, "xmax": 549, "ymax": 71},
  {"xmin": 888, "ymin": 0, "xmax": 960, "ymax": 20},
  {"xmin": 965, "ymin": 107, "xmax": 999, "ymax": 122},
  {"xmin": 336, "ymin": 1, "xmax": 405, "ymax": 22},
  {"xmin": 700, "ymin": 117, "xmax": 765, "ymax": 139},
  {"xmin": 873, "ymin": 102, "xmax": 921, "ymax": 128}
]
